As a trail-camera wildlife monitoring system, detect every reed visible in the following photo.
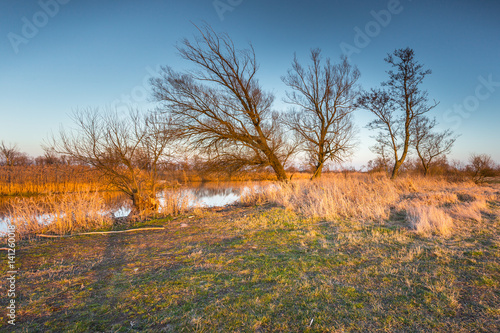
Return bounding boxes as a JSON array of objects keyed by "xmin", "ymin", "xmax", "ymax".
[
  {"xmin": 157, "ymin": 190, "xmax": 194, "ymax": 216},
  {"xmin": 0, "ymin": 165, "xmax": 105, "ymax": 196},
  {"xmin": 6, "ymin": 191, "xmax": 112, "ymax": 238}
]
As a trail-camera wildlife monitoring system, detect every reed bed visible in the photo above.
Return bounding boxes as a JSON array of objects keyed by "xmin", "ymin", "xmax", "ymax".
[
  {"xmin": 3, "ymin": 189, "xmax": 198, "ymax": 238},
  {"xmin": 5, "ymin": 191, "xmax": 113, "ymax": 238},
  {"xmin": 0, "ymin": 165, "xmax": 105, "ymax": 195},
  {"xmin": 242, "ymin": 174, "xmax": 399, "ymax": 221}
]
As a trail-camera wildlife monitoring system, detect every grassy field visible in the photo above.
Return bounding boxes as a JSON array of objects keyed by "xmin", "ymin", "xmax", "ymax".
[{"xmin": 1, "ymin": 176, "xmax": 499, "ymax": 332}]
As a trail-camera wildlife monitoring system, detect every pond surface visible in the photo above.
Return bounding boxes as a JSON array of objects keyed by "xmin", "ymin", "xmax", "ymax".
[{"xmin": 0, "ymin": 181, "xmax": 268, "ymax": 234}]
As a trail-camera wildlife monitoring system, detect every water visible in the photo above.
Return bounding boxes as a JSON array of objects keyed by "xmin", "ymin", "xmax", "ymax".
[{"xmin": 0, "ymin": 181, "xmax": 267, "ymax": 234}]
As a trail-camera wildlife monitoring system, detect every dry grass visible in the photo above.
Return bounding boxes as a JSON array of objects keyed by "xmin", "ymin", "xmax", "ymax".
[
  {"xmin": 3, "ymin": 188, "xmax": 200, "ymax": 238},
  {"xmin": 0, "ymin": 165, "xmax": 105, "ymax": 196},
  {"xmin": 406, "ymin": 205, "xmax": 453, "ymax": 235},
  {"xmin": 243, "ymin": 174, "xmax": 399, "ymax": 221},
  {"xmin": 157, "ymin": 190, "xmax": 194, "ymax": 216},
  {"xmin": 5, "ymin": 191, "xmax": 112, "ymax": 238},
  {"xmin": 242, "ymin": 173, "xmax": 500, "ymax": 236}
]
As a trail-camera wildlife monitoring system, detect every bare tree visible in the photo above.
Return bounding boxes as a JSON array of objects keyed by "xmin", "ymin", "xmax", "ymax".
[
  {"xmin": 0, "ymin": 141, "xmax": 30, "ymax": 166},
  {"xmin": 49, "ymin": 107, "xmax": 173, "ymax": 215},
  {"xmin": 281, "ymin": 49, "xmax": 360, "ymax": 179},
  {"xmin": 467, "ymin": 153, "xmax": 495, "ymax": 183},
  {"xmin": 357, "ymin": 48, "xmax": 438, "ymax": 179},
  {"xmin": 150, "ymin": 25, "xmax": 296, "ymax": 181},
  {"xmin": 412, "ymin": 116, "xmax": 457, "ymax": 176}
]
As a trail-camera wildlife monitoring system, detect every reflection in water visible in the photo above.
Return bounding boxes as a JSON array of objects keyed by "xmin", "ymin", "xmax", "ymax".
[
  {"xmin": 0, "ymin": 181, "xmax": 268, "ymax": 232},
  {"xmin": 170, "ymin": 182, "xmax": 252, "ymax": 209}
]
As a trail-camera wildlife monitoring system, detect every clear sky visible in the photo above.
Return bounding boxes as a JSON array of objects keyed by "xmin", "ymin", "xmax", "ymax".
[{"xmin": 1, "ymin": 0, "xmax": 499, "ymax": 167}]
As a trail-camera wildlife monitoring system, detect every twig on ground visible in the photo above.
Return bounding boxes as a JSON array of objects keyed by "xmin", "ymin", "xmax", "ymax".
[{"xmin": 36, "ymin": 227, "xmax": 166, "ymax": 238}]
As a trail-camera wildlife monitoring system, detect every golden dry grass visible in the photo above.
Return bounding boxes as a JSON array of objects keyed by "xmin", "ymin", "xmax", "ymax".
[
  {"xmin": 157, "ymin": 190, "xmax": 193, "ymax": 216},
  {"xmin": 4, "ymin": 189, "xmax": 197, "ymax": 238},
  {"xmin": 406, "ymin": 205, "xmax": 453, "ymax": 235},
  {"xmin": 6, "ymin": 191, "xmax": 113, "ymax": 238},
  {"xmin": 0, "ymin": 165, "xmax": 105, "ymax": 195},
  {"xmin": 242, "ymin": 173, "xmax": 500, "ymax": 236}
]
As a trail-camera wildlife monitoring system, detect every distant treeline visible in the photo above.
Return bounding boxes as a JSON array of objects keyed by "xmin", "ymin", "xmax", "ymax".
[
  {"xmin": 1, "ymin": 149, "xmax": 498, "ymax": 197},
  {"xmin": 0, "ymin": 152, "xmax": 284, "ymax": 196}
]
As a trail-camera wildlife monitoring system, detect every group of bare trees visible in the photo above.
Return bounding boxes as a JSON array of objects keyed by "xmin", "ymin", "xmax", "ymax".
[
  {"xmin": 45, "ymin": 25, "xmax": 464, "ymax": 214},
  {"xmin": 467, "ymin": 153, "xmax": 496, "ymax": 183},
  {"xmin": 148, "ymin": 26, "xmax": 362, "ymax": 182}
]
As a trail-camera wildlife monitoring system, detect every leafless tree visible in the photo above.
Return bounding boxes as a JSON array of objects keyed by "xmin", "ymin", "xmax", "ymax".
[
  {"xmin": 282, "ymin": 49, "xmax": 360, "ymax": 179},
  {"xmin": 150, "ymin": 25, "xmax": 296, "ymax": 181},
  {"xmin": 0, "ymin": 141, "xmax": 30, "ymax": 166},
  {"xmin": 412, "ymin": 116, "xmax": 457, "ymax": 176},
  {"xmin": 467, "ymin": 153, "xmax": 495, "ymax": 183},
  {"xmin": 357, "ymin": 48, "xmax": 438, "ymax": 179},
  {"xmin": 48, "ymin": 107, "xmax": 173, "ymax": 215}
]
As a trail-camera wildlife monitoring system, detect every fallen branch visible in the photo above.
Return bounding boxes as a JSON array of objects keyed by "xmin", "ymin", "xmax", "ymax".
[{"xmin": 36, "ymin": 227, "xmax": 166, "ymax": 238}]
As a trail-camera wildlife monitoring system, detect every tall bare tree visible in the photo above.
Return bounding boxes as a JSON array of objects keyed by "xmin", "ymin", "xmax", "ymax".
[
  {"xmin": 412, "ymin": 116, "xmax": 457, "ymax": 176},
  {"xmin": 150, "ymin": 25, "xmax": 296, "ymax": 181},
  {"xmin": 282, "ymin": 49, "xmax": 360, "ymax": 179},
  {"xmin": 49, "ymin": 107, "xmax": 173, "ymax": 215},
  {"xmin": 357, "ymin": 48, "xmax": 438, "ymax": 179}
]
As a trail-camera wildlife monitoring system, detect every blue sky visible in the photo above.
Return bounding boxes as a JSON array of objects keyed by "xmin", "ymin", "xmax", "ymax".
[{"xmin": 1, "ymin": 0, "xmax": 499, "ymax": 167}]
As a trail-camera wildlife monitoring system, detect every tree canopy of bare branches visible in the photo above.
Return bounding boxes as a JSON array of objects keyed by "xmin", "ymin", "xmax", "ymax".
[
  {"xmin": 357, "ymin": 48, "xmax": 438, "ymax": 179},
  {"xmin": 282, "ymin": 49, "xmax": 360, "ymax": 179},
  {"xmin": 48, "ymin": 107, "xmax": 173, "ymax": 214},
  {"xmin": 150, "ymin": 25, "xmax": 296, "ymax": 181},
  {"xmin": 467, "ymin": 153, "xmax": 496, "ymax": 183},
  {"xmin": 412, "ymin": 116, "xmax": 457, "ymax": 176}
]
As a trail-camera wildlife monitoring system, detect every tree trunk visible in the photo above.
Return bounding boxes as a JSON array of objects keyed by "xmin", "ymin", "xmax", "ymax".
[
  {"xmin": 423, "ymin": 164, "xmax": 429, "ymax": 176},
  {"xmin": 390, "ymin": 160, "xmax": 403, "ymax": 179},
  {"xmin": 311, "ymin": 162, "xmax": 324, "ymax": 180},
  {"xmin": 130, "ymin": 190, "xmax": 158, "ymax": 216},
  {"xmin": 266, "ymin": 153, "xmax": 287, "ymax": 181}
]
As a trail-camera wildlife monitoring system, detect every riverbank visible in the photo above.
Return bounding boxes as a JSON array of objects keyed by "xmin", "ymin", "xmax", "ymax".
[{"xmin": 1, "ymin": 186, "xmax": 499, "ymax": 331}]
